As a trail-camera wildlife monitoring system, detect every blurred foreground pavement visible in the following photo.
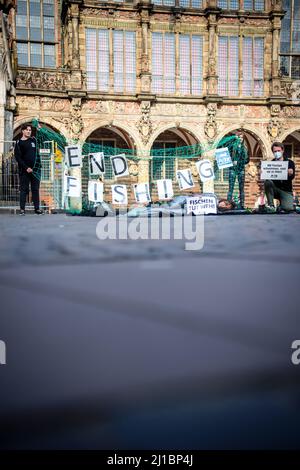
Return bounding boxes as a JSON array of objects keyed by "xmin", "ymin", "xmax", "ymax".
[{"xmin": 0, "ymin": 213, "xmax": 299, "ymax": 449}]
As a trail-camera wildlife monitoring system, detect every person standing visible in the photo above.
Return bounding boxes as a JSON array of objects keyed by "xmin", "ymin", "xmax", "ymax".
[
  {"xmin": 227, "ymin": 131, "xmax": 249, "ymax": 209},
  {"xmin": 264, "ymin": 142, "xmax": 295, "ymax": 213},
  {"xmin": 14, "ymin": 124, "xmax": 43, "ymax": 215}
]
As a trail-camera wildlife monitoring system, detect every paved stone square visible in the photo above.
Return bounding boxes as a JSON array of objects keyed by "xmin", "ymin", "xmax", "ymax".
[{"xmin": 0, "ymin": 213, "xmax": 299, "ymax": 449}]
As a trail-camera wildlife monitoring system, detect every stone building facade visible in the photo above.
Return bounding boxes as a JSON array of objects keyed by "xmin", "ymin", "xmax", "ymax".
[
  {"xmin": 11, "ymin": 0, "xmax": 300, "ymax": 207},
  {"xmin": 0, "ymin": 0, "xmax": 16, "ymax": 157}
]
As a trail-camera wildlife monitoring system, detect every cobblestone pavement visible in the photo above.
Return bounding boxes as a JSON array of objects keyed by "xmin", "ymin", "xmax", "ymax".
[{"xmin": 0, "ymin": 213, "xmax": 300, "ymax": 449}]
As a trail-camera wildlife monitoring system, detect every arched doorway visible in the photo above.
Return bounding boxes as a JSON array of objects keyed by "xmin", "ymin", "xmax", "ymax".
[
  {"xmin": 84, "ymin": 124, "xmax": 137, "ymax": 204},
  {"xmin": 3, "ymin": 121, "xmax": 66, "ymax": 211},
  {"xmin": 150, "ymin": 127, "xmax": 201, "ymax": 200},
  {"xmin": 215, "ymin": 129, "xmax": 265, "ymax": 208},
  {"xmin": 283, "ymin": 130, "xmax": 300, "ymax": 198}
]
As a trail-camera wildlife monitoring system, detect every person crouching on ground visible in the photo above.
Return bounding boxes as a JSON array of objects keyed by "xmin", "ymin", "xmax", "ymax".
[
  {"xmin": 14, "ymin": 124, "xmax": 43, "ymax": 215},
  {"xmin": 264, "ymin": 142, "xmax": 295, "ymax": 213}
]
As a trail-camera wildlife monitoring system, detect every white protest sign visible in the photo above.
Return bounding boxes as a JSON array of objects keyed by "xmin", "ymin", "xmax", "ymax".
[
  {"xmin": 133, "ymin": 183, "xmax": 151, "ymax": 203},
  {"xmin": 186, "ymin": 194, "xmax": 217, "ymax": 215},
  {"xmin": 39, "ymin": 148, "xmax": 51, "ymax": 155},
  {"xmin": 195, "ymin": 159, "xmax": 215, "ymax": 182},
  {"xmin": 89, "ymin": 152, "xmax": 105, "ymax": 175},
  {"xmin": 157, "ymin": 179, "xmax": 174, "ymax": 200},
  {"xmin": 88, "ymin": 181, "xmax": 104, "ymax": 202},
  {"xmin": 215, "ymin": 147, "xmax": 233, "ymax": 169},
  {"xmin": 260, "ymin": 161, "xmax": 288, "ymax": 180},
  {"xmin": 112, "ymin": 184, "xmax": 128, "ymax": 204},
  {"xmin": 64, "ymin": 176, "xmax": 81, "ymax": 197},
  {"xmin": 111, "ymin": 154, "xmax": 129, "ymax": 178},
  {"xmin": 176, "ymin": 169, "xmax": 194, "ymax": 190},
  {"xmin": 65, "ymin": 145, "xmax": 82, "ymax": 168}
]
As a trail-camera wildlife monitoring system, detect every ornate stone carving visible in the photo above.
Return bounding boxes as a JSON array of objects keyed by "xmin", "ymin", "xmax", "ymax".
[
  {"xmin": 208, "ymin": 58, "xmax": 216, "ymax": 76},
  {"xmin": 137, "ymin": 101, "xmax": 153, "ymax": 145},
  {"xmin": 280, "ymin": 106, "xmax": 300, "ymax": 118},
  {"xmin": 81, "ymin": 8, "xmax": 109, "ymax": 17},
  {"xmin": 267, "ymin": 117, "xmax": 281, "ymax": 139},
  {"xmin": 82, "ymin": 100, "xmax": 109, "ymax": 114},
  {"xmin": 271, "ymin": 0, "xmax": 282, "ymax": 10},
  {"xmin": 246, "ymin": 161, "xmax": 258, "ymax": 180},
  {"xmin": 63, "ymin": 97, "xmax": 83, "ymax": 139},
  {"xmin": 129, "ymin": 160, "xmax": 139, "ymax": 177},
  {"xmin": 204, "ymin": 103, "xmax": 218, "ymax": 141},
  {"xmin": 17, "ymin": 95, "xmax": 39, "ymax": 111},
  {"xmin": 16, "ymin": 70, "xmax": 69, "ymax": 91},
  {"xmin": 281, "ymin": 80, "xmax": 300, "ymax": 101},
  {"xmin": 270, "ymin": 104, "xmax": 281, "ymax": 117}
]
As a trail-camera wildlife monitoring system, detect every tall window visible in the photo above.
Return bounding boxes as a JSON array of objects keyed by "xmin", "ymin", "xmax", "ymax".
[
  {"xmin": 243, "ymin": 0, "xmax": 265, "ymax": 10},
  {"xmin": 243, "ymin": 37, "xmax": 264, "ymax": 96},
  {"xmin": 85, "ymin": 29, "xmax": 136, "ymax": 93},
  {"xmin": 16, "ymin": 0, "xmax": 56, "ymax": 68},
  {"xmin": 218, "ymin": 0, "xmax": 239, "ymax": 8},
  {"xmin": 152, "ymin": 33, "xmax": 175, "ymax": 94},
  {"xmin": 218, "ymin": 35, "xmax": 264, "ymax": 97},
  {"xmin": 153, "ymin": 0, "xmax": 203, "ymax": 6},
  {"xmin": 280, "ymin": 0, "xmax": 300, "ymax": 79},
  {"xmin": 218, "ymin": 0, "xmax": 264, "ymax": 8},
  {"xmin": 152, "ymin": 32, "xmax": 203, "ymax": 95},
  {"xmin": 179, "ymin": 35, "xmax": 203, "ymax": 95},
  {"xmin": 218, "ymin": 36, "xmax": 239, "ymax": 96}
]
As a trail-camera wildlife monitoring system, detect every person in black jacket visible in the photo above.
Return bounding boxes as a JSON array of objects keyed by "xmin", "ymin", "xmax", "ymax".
[
  {"xmin": 264, "ymin": 142, "xmax": 295, "ymax": 213},
  {"xmin": 14, "ymin": 124, "xmax": 43, "ymax": 215}
]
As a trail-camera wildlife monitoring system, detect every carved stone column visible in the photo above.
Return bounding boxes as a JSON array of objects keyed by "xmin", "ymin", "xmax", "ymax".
[
  {"xmin": 270, "ymin": 2, "xmax": 285, "ymax": 98},
  {"xmin": 70, "ymin": 3, "xmax": 80, "ymax": 69},
  {"xmin": 205, "ymin": 3, "xmax": 219, "ymax": 97},
  {"xmin": 0, "ymin": 3, "xmax": 16, "ymax": 160},
  {"xmin": 139, "ymin": 0, "xmax": 152, "ymax": 94},
  {"xmin": 68, "ymin": 1, "xmax": 83, "ymax": 90},
  {"xmin": 66, "ymin": 97, "xmax": 83, "ymax": 213},
  {"xmin": 271, "ymin": 16, "xmax": 281, "ymax": 96}
]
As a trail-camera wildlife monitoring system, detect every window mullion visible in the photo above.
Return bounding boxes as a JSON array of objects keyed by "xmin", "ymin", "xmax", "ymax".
[
  {"xmin": 189, "ymin": 35, "xmax": 192, "ymax": 95},
  {"xmin": 226, "ymin": 37, "xmax": 229, "ymax": 96},
  {"xmin": 163, "ymin": 34, "xmax": 165, "ymax": 94},
  {"xmin": 109, "ymin": 29, "xmax": 114, "ymax": 93},
  {"xmin": 175, "ymin": 32, "xmax": 179, "ymax": 95},
  {"xmin": 123, "ymin": 31, "xmax": 126, "ymax": 93},
  {"xmin": 252, "ymin": 37, "xmax": 254, "ymax": 96}
]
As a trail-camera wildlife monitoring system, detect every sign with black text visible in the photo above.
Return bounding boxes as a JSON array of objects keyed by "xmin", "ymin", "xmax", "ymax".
[
  {"xmin": 260, "ymin": 161, "xmax": 288, "ymax": 180},
  {"xmin": 186, "ymin": 194, "xmax": 217, "ymax": 215},
  {"xmin": 215, "ymin": 148, "xmax": 233, "ymax": 170}
]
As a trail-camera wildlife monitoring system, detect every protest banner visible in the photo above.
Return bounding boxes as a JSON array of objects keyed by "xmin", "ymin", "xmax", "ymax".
[
  {"xmin": 260, "ymin": 161, "xmax": 288, "ymax": 180},
  {"xmin": 186, "ymin": 194, "xmax": 218, "ymax": 215},
  {"xmin": 215, "ymin": 147, "xmax": 233, "ymax": 170}
]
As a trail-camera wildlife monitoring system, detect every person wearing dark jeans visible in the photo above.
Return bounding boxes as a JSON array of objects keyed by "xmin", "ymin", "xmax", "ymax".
[
  {"xmin": 14, "ymin": 124, "xmax": 42, "ymax": 215},
  {"xmin": 264, "ymin": 142, "xmax": 295, "ymax": 213},
  {"xmin": 19, "ymin": 172, "xmax": 40, "ymax": 212},
  {"xmin": 227, "ymin": 131, "xmax": 249, "ymax": 209},
  {"xmin": 228, "ymin": 168, "xmax": 246, "ymax": 208}
]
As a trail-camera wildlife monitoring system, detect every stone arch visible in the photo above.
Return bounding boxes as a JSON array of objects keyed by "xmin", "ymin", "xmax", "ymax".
[
  {"xmin": 13, "ymin": 116, "xmax": 69, "ymax": 141},
  {"xmin": 214, "ymin": 125, "xmax": 269, "ymax": 208},
  {"xmin": 215, "ymin": 124, "xmax": 269, "ymax": 160},
  {"xmin": 282, "ymin": 128, "xmax": 300, "ymax": 197},
  {"xmin": 147, "ymin": 122, "xmax": 203, "ymax": 152},
  {"xmin": 148, "ymin": 124, "xmax": 203, "ymax": 200},
  {"xmin": 82, "ymin": 119, "xmax": 143, "ymax": 155},
  {"xmin": 280, "ymin": 125, "xmax": 300, "ymax": 142}
]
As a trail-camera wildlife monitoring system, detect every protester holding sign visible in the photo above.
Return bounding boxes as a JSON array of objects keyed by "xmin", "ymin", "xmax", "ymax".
[
  {"xmin": 227, "ymin": 131, "xmax": 249, "ymax": 209},
  {"xmin": 264, "ymin": 142, "xmax": 295, "ymax": 213}
]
